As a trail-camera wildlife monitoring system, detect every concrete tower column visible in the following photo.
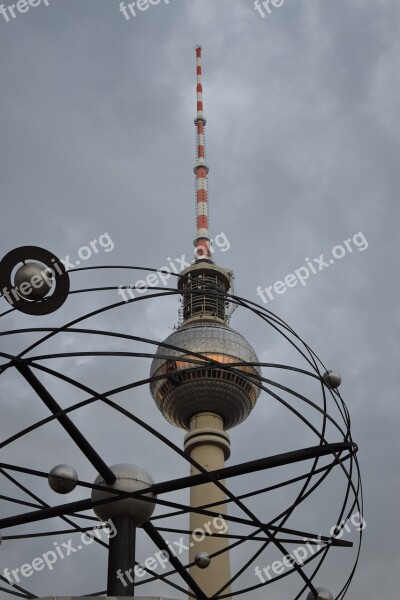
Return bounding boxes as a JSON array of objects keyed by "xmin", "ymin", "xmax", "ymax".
[{"xmin": 184, "ymin": 412, "xmax": 231, "ymax": 598}]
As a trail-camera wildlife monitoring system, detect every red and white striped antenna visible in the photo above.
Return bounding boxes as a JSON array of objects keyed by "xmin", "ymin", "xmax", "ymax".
[{"xmin": 193, "ymin": 45, "xmax": 212, "ymax": 262}]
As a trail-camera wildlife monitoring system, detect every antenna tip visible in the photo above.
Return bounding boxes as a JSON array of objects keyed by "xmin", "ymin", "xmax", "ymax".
[{"xmin": 195, "ymin": 44, "xmax": 202, "ymax": 52}]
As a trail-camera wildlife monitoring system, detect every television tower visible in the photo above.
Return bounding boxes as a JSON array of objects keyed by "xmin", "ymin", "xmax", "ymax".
[{"xmin": 150, "ymin": 47, "xmax": 262, "ymax": 598}]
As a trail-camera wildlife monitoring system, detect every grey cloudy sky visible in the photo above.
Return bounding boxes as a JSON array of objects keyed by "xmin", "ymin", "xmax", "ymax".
[{"xmin": 0, "ymin": 0, "xmax": 399, "ymax": 599}]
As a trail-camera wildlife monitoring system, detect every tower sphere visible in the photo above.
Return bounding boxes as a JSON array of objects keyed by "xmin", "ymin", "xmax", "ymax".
[
  {"xmin": 150, "ymin": 320, "xmax": 261, "ymax": 430},
  {"xmin": 91, "ymin": 463, "xmax": 155, "ymax": 525},
  {"xmin": 14, "ymin": 262, "xmax": 53, "ymax": 300},
  {"xmin": 306, "ymin": 588, "xmax": 334, "ymax": 600}
]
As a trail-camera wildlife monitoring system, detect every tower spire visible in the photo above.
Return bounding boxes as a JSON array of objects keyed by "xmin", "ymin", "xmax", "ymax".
[
  {"xmin": 150, "ymin": 48, "xmax": 262, "ymax": 598},
  {"xmin": 193, "ymin": 45, "xmax": 212, "ymax": 262}
]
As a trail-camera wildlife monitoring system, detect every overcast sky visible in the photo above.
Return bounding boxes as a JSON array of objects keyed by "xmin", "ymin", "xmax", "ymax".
[{"xmin": 0, "ymin": 1, "xmax": 399, "ymax": 599}]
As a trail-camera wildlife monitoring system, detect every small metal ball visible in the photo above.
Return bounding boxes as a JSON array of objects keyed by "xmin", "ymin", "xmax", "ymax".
[
  {"xmin": 48, "ymin": 465, "xmax": 78, "ymax": 494},
  {"xmin": 194, "ymin": 551, "xmax": 211, "ymax": 569},
  {"xmin": 322, "ymin": 370, "xmax": 342, "ymax": 389},
  {"xmin": 14, "ymin": 262, "xmax": 53, "ymax": 300},
  {"xmin": 306, "ymin": 587, "xmax": 334, "ymax": 600}
]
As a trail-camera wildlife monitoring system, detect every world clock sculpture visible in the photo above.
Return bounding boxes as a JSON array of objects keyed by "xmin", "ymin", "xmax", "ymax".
[{"xmin": 0, "ymin": 47, "xmax": 362, "ymax": 600}]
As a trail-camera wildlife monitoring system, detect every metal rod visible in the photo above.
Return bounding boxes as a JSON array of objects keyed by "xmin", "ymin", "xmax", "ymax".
[
  {"xmin": 0, "ymin": 443, "xmax": 354, "ymax": 530},
  {"xmin": 1, "ymin": 441, "xmax": 353, "ymax": 494},
  {"xmin": 153, "ymin": 441, "xmax": 355, "ymax": 494},
  {"xmin": 14, "ymin": 361, "xmax": 116, "ymax": 484},
  {"xmin": 107, "ymin": 516, "xmax": 136, "ymax": 596},
  {"xmin": 143, "ymin": 521, "xmax": 209, "ymax": 600}
]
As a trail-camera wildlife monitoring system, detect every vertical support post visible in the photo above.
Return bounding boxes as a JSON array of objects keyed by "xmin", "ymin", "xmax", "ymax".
[
  {"xmin": 184, "ymin": 412, "xmax": 232, "ymax": 598},
  {"xmin": 107, "ymin": 515, "xmax": 136, "ymax": 596}
]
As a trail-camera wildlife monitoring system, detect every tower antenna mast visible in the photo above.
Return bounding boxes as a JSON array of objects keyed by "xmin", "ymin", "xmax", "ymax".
[{"xmin": 193, "ymin": 45, "xmax": 212, "ymax": 262}]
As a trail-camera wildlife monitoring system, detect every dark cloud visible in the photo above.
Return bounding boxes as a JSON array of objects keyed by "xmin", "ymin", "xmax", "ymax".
[{"xmin": 0, "ymin": 0, "xmax": 398, "ymax": 598}]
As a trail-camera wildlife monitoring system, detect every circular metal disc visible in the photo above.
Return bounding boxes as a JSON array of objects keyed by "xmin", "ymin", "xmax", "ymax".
[{"xmin": 0, "ymin": 246, "xmax": 70, "ymax": 315}]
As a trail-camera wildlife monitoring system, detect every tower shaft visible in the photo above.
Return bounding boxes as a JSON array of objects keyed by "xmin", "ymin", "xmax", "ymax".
[{"xmin": 184, "ymin": 412, "xmax": 231, "ymax": 598}]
